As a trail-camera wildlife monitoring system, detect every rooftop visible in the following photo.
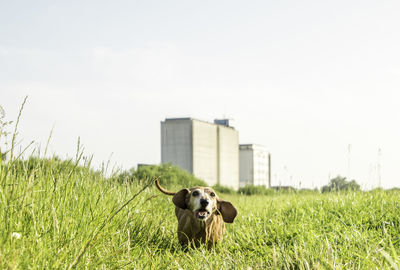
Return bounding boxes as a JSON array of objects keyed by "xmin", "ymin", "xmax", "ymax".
[{"xmin": 163, "ymin": 117, "xmax": 235, "ymax": 129}]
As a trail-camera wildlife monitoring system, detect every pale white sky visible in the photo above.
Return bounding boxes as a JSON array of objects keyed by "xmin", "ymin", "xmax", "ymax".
[{"xmin": 1, "ymin": 0, "xmax": 400, "ymax": 189}]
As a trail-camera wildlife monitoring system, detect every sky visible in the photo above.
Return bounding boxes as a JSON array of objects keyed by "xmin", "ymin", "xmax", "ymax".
[{"xmin": 1, "ymin": 0, "xmax": 400, "ymax": 189}]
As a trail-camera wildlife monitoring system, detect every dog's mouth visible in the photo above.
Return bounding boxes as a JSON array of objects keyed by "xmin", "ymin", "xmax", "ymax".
[{"xmin": 194, "ymin": 209, "xmax": 210, "ymax": 220}]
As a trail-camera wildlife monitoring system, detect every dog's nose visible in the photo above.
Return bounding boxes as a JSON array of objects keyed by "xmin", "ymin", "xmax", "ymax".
[{"xmin": 200, "ymin": 199, "xmax": 209, "ymax": 208}]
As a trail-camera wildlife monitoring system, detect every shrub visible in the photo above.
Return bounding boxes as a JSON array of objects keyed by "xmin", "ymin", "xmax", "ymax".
[
  {"xmin": 212, "ymin": 184, "xmax": 236, "ymax": 194},
  {"xmin": 5, "ymin": 156, "xmax": 98, "ymax": 179},
  {"xmin": 297, "ymin": 188, "xmax": 320, "ymax": 195},
  {"xmin": 321, "ymin": 175, "xmax": 361, "ymax": 193},
  {"xmin": 238, "ymin": 184, "xmax": 276, "ymax": 196},
  {"xmin": 117, "ymin": 163, "xmax": 207, "ymax": 188}
]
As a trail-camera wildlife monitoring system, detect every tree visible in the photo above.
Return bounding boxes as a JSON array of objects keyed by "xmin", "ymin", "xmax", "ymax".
[
  {"xmin": 117, "ymin": 163, "xmax": 207, "ymax": 188},
  {"xmin": 322, "ymin": 176, "xmax": 360, "ymax": 193}
]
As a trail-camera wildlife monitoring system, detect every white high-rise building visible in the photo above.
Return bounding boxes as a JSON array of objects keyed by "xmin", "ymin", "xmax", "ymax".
[
  {"xmin": 161, "ymin": 118, "xmax": 239, "ymax": 190},
  {"xmin": 239, "ymin": 144, "xmax": 270, "ymax": 187}
]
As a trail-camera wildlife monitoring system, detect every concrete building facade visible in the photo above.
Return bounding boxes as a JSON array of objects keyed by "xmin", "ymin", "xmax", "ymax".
[
  {"xmin": 239, "ymin": 144, "xmax": 270, "ymax": 187},
  {"xmin": 161, "ymin": 118, "xmax": 239, "ymax": 190}
]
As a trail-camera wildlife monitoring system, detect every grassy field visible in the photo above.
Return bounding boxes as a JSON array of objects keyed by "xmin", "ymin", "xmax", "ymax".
[{"xmin": 1, "ymin": 157, "xmax": 400, "ymax": 269}]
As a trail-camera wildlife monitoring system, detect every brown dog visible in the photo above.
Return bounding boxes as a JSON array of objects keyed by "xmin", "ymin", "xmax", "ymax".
[{"xmin": 155, "ymin": 178, "xmax": 237, "ymax": 249}]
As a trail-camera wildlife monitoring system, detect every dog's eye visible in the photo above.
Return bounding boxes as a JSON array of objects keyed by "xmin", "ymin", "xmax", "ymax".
[
  {"xmin": 192, "ymin": 191, "xmax": 199, "ymax": 197},
  {"xmin": 210, "ymin": 192, "xmax": 216, "ymax": 197}
]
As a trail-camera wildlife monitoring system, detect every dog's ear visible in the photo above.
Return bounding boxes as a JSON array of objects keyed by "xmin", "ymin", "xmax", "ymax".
[
  {"xmin": 172, "ymin": 189, "xmax": 189, "ymax": 209},
  {"xmin": 217, "ymin": 200, "xmax": 237, "ymax": 223}
]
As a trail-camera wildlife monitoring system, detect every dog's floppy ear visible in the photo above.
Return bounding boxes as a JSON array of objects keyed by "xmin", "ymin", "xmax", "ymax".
[
  {"xmin": 217, "ymin": 200, "xmax": 237, "ymax": 223},
  {"xmin": 172, "ymin": 189, "xmax": 189, "ymax": 209}
]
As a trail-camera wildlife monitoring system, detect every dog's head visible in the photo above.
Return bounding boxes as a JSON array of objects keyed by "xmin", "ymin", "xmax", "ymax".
[{"xmin": 172, "ymin": 187, "xmax": 237, "ymax": 223}]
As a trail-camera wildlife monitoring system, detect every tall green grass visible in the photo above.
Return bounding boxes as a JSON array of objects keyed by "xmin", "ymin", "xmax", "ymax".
[
  {"xmin": 1, "ymin": 154, "xmax": 400, "ymax": 269},
  {"xmin": 1, "ymin": 101, "xmax": 399, "ymax": 269}
]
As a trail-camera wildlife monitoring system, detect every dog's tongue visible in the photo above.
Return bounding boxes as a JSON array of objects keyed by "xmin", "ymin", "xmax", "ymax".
[{"xmin": 195, "ymin": 210, "xmax": 208, "ymax": 218}]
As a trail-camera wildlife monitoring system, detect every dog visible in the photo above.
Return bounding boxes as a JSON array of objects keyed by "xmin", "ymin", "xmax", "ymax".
[{"xmin": 155, "ymin": 178, "xmax": 237, "ymax": 249}]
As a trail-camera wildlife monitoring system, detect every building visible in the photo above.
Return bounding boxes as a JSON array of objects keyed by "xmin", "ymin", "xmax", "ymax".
[
  {"xmin": 161, "ymin": 118, "xmax": 239, "ymax": 190},
  {"xmin": 239, "ymin": 144, "xmax": 271, "ymax": 187}
]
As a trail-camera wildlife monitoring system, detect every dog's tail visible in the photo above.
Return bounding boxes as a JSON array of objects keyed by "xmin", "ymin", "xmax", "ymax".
[{"xmin": 154, "ymin": 177, "xmax": 176, "ymax": 195}]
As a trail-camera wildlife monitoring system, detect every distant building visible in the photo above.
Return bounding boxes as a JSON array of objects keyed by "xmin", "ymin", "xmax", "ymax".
[
  {"xmin": 161, "ymin": 118, "xmax": 239, "ymax": 190},
  {"xmin": 239, "ymin": 144, "xmax": 270, "ymax": 187}
]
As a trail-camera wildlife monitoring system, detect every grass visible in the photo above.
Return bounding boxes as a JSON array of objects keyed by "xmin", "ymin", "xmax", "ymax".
[{"xmin": 1, "ymin": 155, "xmax": 400, "ymax": 269}]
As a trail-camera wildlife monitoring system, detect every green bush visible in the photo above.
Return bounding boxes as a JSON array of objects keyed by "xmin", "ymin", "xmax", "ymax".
[
  {"xmin": 297, "ymin": 188, "xmax": 320, "ymax": 195},
  {"xmin": 212, "ymin": 184, "xmax": 236, "ymax": 194},
  {"xmin": 238, "ymin": 184, "xmax": 276, "ymax": 195},
  {"xmin": 117, "ymin": 163, "xmax": 207, "ymax": 188},
  {"xmin": 5, "ymin": 156, "xmax": 99, "ymax": 179},
  {"xmin": 321, "ymin": 175, "xmax": 361, "ymax": 193}
]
